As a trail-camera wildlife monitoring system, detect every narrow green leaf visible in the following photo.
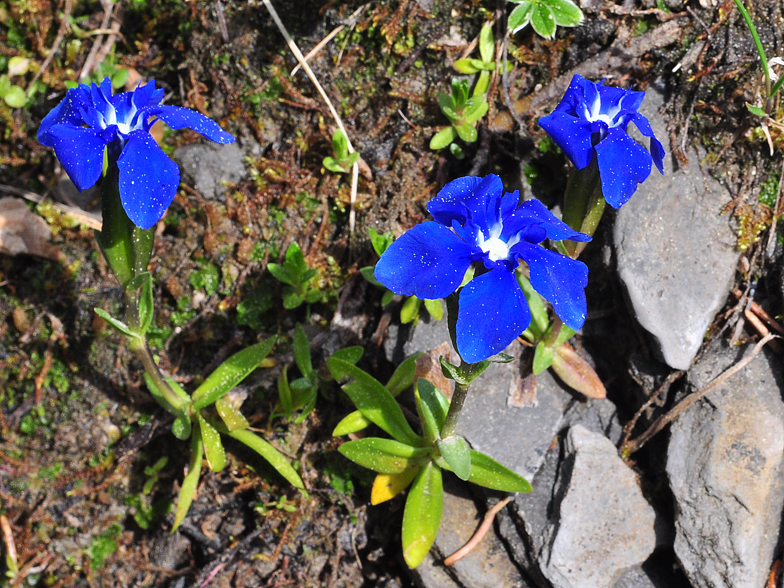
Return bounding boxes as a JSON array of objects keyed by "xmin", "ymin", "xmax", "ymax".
[
  {"xmin": 198, "ymin": 413, "xmax": 226, "ymax": 472},
  {"xmin": 332, "ymin": 130, "xmax": 349, "ymax": 159},
  {"xmin": 278, "ymin": 365, "xmax": 293, "ymax": 416},
  {"xmin": 746, "ymin": 103, "xmax": 768, "ymax": 117},
  {"xmin": 485, "ymin": 352, "xmax": 515, "ymax": 364},
  {"xmin": 385, "ymin": 352, "xmax": 424, "ymax": 397},
  {"xmin": 94, "ymin": 308, "xmax": 137, "ymax": 339},
  {"xmin": 423, "ymin": 298, "xmax": 443, "ymax": 320},
  {"xmin": 192, "ymin": 337, "xmax": 276, "ymax": 409},
  {"xmin": 547, "ymin": 0, "xmax": 583, "ymax": 26},
  {"xmin": 452, "ymin": 79, "xmax": 470, "ymax": 106},
  {"xmin": 415, "ymin": 379, "xmax": 441, "ymax": 445},
  {"xmin": 330, "ymin": 346, "xmax": 364, "ymax": 365},
  {"xmin": 430, "ymin": 126, "xmax": 458, "ymax": 150},
  {"xmin": 282, "ymin": 288, "xmax": 305, "ymax": 309},
  {"xmin": 381, "ymin": 290, "xmax": 395, "ymax": 306},
  {"xmin": 293, "ymin": 324, "xmax": 313, "ymax": 376},
  {"xmin": 267, "ymin": 263, "xmax": 294, "ymax": 286},
  {"xmin": 453, "ymin": 58, "xmax": 480, "ymax": 74},
  {"xmin": 4, "ymin": 85, "xmax": 26, "ymax": 108},
  {"xmin": 417, "ymin": 378, "xmax": 449, "ymax": 431},
  {"xmin": 533, "ymin": 341, "xmax": 554, "ymax": 374},
  {"xmin": 323, "ymin": 156, "xmax": 348, "ymax": 173},
  {"xmin": 293, "ymin": 391, "xmax": 318, "ymax": 424},
  {"xmin": 508, "ymin": 2, "xmax": 534, "ymax": 33},
  {"xmin": 479, "ymin": 23, "xmax": 494, "ymax": 63},
  {"xmin": 172, "ymin": 414, "xmax": 192, "ymax": 440},
  {"xmin": 455, "ymin": 123, "xmax": 478, "ymax": 143},
  {"xmin": 144, "ymin": 372, "xmax": 191, "ymax": 417},
  {"xmin": 400, "ymin": 295, "xmax": 421, "ymax": 324},
  {"xmin": 333, "ymin": 410, "xmax": 372, "ymax": 436},
  {"xmin": 517, "ymin": 272, "xmax": 548, "ymax": 338},
  {"xmin": 466, "ymin": 450, "xmax": 532, "ymax": 493},
  {"xmin": 126, "ymin": 272, "xmax": 154, "ymax": 336},
  {"xmin": 172, "ymin": 430, "xmax": 203, "ymax": 533},
  {"xmin": 327, "ymin": 358, "xmax": 421, "ymax": 446},
  {"xmin": 402, "ymin": 462, "xmax": 443, "ymax": 568},
  {"xmin": 215, "ymin": 396, "xmax": 250, "ymax": 431},
  {"xmin": 339, "ymin": 438, "xmax": 431, "ymax": 474},
  {"xmin": 436, "ymin": 436, "xmax": 471, "ymax": 480},
  {"xmin": 226, "ymin": 428, "xmax": 304, "ymax": 488},
  {"xmin": 361, "ymin": 265, "xmax": 384, "ymax": 288},
  {"xmin": 463, "ymin": 97, "xmax": 489, "ymax": 123},
  {"xmin": 531, "ymin": 2, "xmax": 556, "ymax": 39}
]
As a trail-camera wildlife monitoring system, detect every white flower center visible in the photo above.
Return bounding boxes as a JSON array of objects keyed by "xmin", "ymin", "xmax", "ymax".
[
  {"xmin": 480, "ymin": 236, "xmax": 510, "ymax": 261},
  {"xmin": 582, "ymin": 92, "xmax": 626, "ymax": 129}
]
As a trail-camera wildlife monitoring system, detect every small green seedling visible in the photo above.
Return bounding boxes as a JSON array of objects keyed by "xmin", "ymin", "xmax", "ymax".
[
  {"xmin": 323, "ymin": 130, "xmax": 359, "ymax": 174},
  {"xmin": 508, "ymin": 0, "xmax": 583, "ymax": 40},
  {"xmin": 453, "ymin": 24, "xmax": 510, "ymax": 97},
  {"xmin": 268, "ymin": 242, "xmax": 324, "ymax": 309},
  {"xmin": 430, "ymin": 79, "xmax": 489, "ymax": 159}
]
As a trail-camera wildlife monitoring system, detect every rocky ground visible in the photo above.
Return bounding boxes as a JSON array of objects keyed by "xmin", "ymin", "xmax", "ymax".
[{"xmin": 1, "ymin": 0, "xmax": 784, "ymax": 587}]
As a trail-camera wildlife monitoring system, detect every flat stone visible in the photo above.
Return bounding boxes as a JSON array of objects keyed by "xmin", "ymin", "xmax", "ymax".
[
  {"xmin": 174, "ymin": 142, "xmax": 246, "ymax": 200},
  {"xmin": 667, "ymin": 342, "xmax": 784, "ymax": 588},
  {"xmin": 538, "ymin": 425, "xmax": 657, "ymax": 588},
  {"xmin": 613, "ymin": 86, "xmax": 739, "ymax": 370}
]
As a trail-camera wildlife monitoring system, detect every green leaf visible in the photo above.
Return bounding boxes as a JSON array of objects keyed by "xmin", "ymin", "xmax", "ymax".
[
  {"xmin": 127, "ymin": 272, "xmax": 154, "ymax": 336},
  {"xmin": 436, "ymin": 435, "xmax": 471, "ymax": 481},
  {"xmin": 533, "ymin": 341, "xmax": 554, "ymax": 374},
  {"xmin": 345, "ymin": 151, "xmax": 360, "ymax": 167},
  {"xmin": 382, "ymin": 290, "xmax": 395, "ymax": 306},
  {"xmin": 415, "ymin": 378, "xmax": 447, "ymax": 445},
  {"xmin": 438, "ymin": 93, "xmax": 459, "ymax": 121},
  {"xmin": 198, "ymin": 414, "xmax": 226, "ymax": 472},
  {"xmin": 439, "ymin": 357, "xmax": 490, "ymax": 385},
  {"xmin": 282, "ymin": 288, "xmax": 306, "ymax": 309},
  {"xmin": 332, "ymin": 129, "xmax": 349, "ymax": 159},
  {"xmin": 517, "ymin": 273, "xmax": 548, "ymax": 339},
  {"xmin": 416, "ymin": 378, "xmax": 449, "ymax": 430},
  {"xmin": 323, "ymin": 156, "xmax": 348, "ymax": 173},
  {"xmin": 172, "ymin": 414, "xmax": 192, "ymax": 440},
  {"xmin": 508, "ymin": 2, "xmax": 534, "ymax": 33},
  {"xmin": 746, "ymin": 103, "xmax": 768, "ymax": 117},
  {"xmin": 453, "ymin": 58, "xmax": 480, "ymax": 74},
  {"xmin": 402, "ymin": 462, "xmax": 443, "ymax": 568},
  {"xmin": 368, "ymin": 227, "xmax": 393, "ymax": 256},
  {"xmin": 0, "ymin": 75, "xmax": 10, "ymax": 98},
  {"xmin": 485, "ymin": 352, "xmax": 515, "ymax": 363},
  {"xmin": 3, "ymin": 85, "xmax": 26, "ymax": 108},
  {"xmin": 111, "ymin": 68, "xmax": 129, "ymax": 89},
  {"xmin": 293, "ymin": 323, "xmax": 313, "ymax": 376},
  {"xmin": 423, "ymin": 298, "xmax": 443, "ymax": 320},
  {"xmin": 463, "ymin": 97, "xmax": 489, "ymax": 124},
  {"xmin": 465, "ymin": 450, "xmax": 532, "ymax": 493},
  {"xmin": 277, "ymin": 365, "xmax": 293, "ymax": 416},
  {"xmin": 94, "ymin": 308, "xmax": 138, "ymax": 339},
  {"xmin": 385, "ymin": 352, "xmax": 424, "ymax": 397},
  {"xmin": 144, "ymin": 372, "xmax": 191, "ymax": 418},
  {"xmin": 479, "ymin": 23, "xmax": 494, "ymax": 63},
  {"xmin": 548, "ymin": 0, "xmax": 583, "ymax": 26},
  {"xmin": 531, "ymin": 1, "xmax": 556, "ymax": 39},
  {"xmin": 283, "ymin": 242, "xmax": 309, "ymax": 284},
  {"xmin": 330, "ymin": 346, "xmax": 364, "ymax": 365},
  {"xmin": 455, "ymin": 123, "xmax": 478, "ymax": 143},
  {"xmin": 215, "ymin": 396, "xmax": 250, "ymax": 431},
  {"xmin": 293, "ymin": 391, "xmax": 317, "ymax": 424},
  {"xmin": 327, "ymin": 357, "xmax": 421, "ymax": 446},
  {"xmin": 449, "ymin": 143, "xmax": 465, "ymax": 159},
  {"xmin": 339, "ymin": 438, "xmax": 431, "ymax": 474},
  {"xmin": 189, "ymin": 263, "xmax": 220, "ymax": 296},
  {"xmin": 226, "ymin": 428, "xmax": 304, "ymax": 488},
  {"xmin": 451, "ymin": 78, "xmax": 470, "ymax": 107},
  {"xmin": 361, "ymin": 265, "xmax": 384, "ymax": 288},
  {"xmin": 333, "ymin": 410, "xmax": 372, "ymax": 436},
  {"xmin": 267, "ymin": 262, "xmax": 293, "ymax": 286},
  {"xmin": 430, "ymin": 126, "xmax": 457, "ymax": 150},
  {"xmin": 192, "ymin": 337, "xmax": 277, "ymax": 410},
  {"xmin": 400, "ymin": 295, "xmax": 421, "ymax": 324},
  {"xmin": 172, "ymin": 430, "xmax": 203, "ymax": 533}
]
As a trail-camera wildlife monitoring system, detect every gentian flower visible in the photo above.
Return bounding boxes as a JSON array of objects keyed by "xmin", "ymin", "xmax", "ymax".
[
  {"xmin": 539, "ymin": 75, "xmax": 665, "ymax": 208},
  {"xmin": 37, "ymin": 77, "xmax": 235, "ymax": 230},
  {"xmin": 375, "ymin": 174, "xmax": 590, "ymax": 363}
]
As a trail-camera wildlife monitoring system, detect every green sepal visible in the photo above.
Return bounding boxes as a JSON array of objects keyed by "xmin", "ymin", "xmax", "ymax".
[
  {"xmin": 385, "ymin": 352, "xmax": 424, "ymax": 397},
  {"xmin": 402, "ymin": 462, "xmax": 443, "ymax": 568},
  {"xmin": 415, "ymin": 378, "xmax": 448, "ymax": 445},
  {"xmin": 224, "ymin": 427, "xmax": 304, "ymax": 488},
  {"xmin": 197, "ymin": 413, "xmax": 226, "ymax": 472},
  {"xmin": 215, "ymin": 396, "xmax": 250, "ymax": 431},
  {"xmin": 531, "ymin": 1, "xmax": 556, "ymax": 39},
  {"xmin": 440, "ymin": 357, "xmax": 490, "ymax": 386},
  {"xmin": 171, "ymin": 428, "xmax": 203, "ymax": 533},
  {"xmin": 430, "ymin": 126, "xmax": 457, "ymax": 150},
  {"xmin": 94, "ymin": 308, "xmax": 138, "ymax": 339},
  {"xmin": 549, "ymin": 0, "xmax": 583, "ymax": 26},
  {"xmin": 509, "ymin": 2, "xmax": 534, "ymax": 33},
  {"xmin": 400, "ymin": 295, "xmax": 421, "ymax": 324},
  {"xmin": 517, "ymin": 272, "xmax": 548, "ymax": 339},
  {"xmin": 533, "ymin": 341, "xmax": 554, "ymax": 374},
  {"xmin": 333, "ymin": 410, "xmax": 372, "ymax": 436},
  {"xmin": 455, "ymin": 123, "xmax": 478, "ymax": 143},
  {"xmin": 423, "ymin": 298, "xmax": 443, "ymax": 320},
  {"xmin": 126, "ymin": 272, "xmax": 154, "ymax": 336},
  {"xmin": 485, "ymin": 352, "xmax": 515, "ymax": 364},
  {"xmin": 338, "ymin": 438, "xmax": 431, "ymax": 474},
  {"xmin": 436, "ymin": 436, "xmax": 471, "ymax": 481},
  {"xmin": 327, "ymin": 357, "xmax": 421, "ymax": 446},
  {"xmin": 191, "ymin": 336, "xmax": 277, "ymax": 410}
]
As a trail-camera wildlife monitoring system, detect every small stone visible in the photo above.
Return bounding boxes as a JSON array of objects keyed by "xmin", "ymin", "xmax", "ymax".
[
  {"xmin": 667, "ymin": 342, "xmax": 784, "ymax": 588},
  {"xmin": 174, "ymin": 142, "xmax": 246, "ymax": 200},
  {"xmin": 538, "ymin": 425, "xmax": 657, "ymax": 588},
  {"xmin": 613, "ymin": 86, "xmax": 738, "ymax": 370}
]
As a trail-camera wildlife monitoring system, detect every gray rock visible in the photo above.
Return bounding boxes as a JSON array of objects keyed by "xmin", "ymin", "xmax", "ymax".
[
  {"xmin": 173, "ymin": 142, "xmax": 246, "ymax": 200},
  {"xmin": 538, "ymin": 426, "xmax": 656, "ymax": 588},
  {"xmin": 613, "ymin": 87, "xmax": 739, "ymax": 370},
  {"xmin": 667, "ymin": 343, "xmax": 784, "ymax": 588}
]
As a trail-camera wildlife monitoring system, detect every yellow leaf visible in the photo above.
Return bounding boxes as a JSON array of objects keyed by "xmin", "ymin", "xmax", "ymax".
[{"xmin": 371, "ymin": 469, "xmax": 419, "ymax": 505}]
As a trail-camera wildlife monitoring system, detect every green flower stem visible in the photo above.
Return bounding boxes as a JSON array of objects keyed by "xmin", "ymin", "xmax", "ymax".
[
  {"xmin": 731, "ymin": 0, "xmax": 771, "ymax": 108},
  {"xmin": 440, "ymin": 364, "xmax": 476, "ymax": 439},
  {"xmin": 129, "ymin": 336, "xmax": 188, "ymax": 412},
  {"xmin": 561, "ymin": 160, "xmax": 603, "ymax": 258}
]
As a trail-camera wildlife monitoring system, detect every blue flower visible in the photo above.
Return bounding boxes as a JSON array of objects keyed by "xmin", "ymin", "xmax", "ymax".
[
  {"xmin": 38, "ymin": 77, "xmax": 235, "ymax": 230},
  {"xmin": 375, "ymin": 174, "xmax": 591, "ymax": 363},
  {"xmin": 538, "ymin": 75, "xmax": 665, "ymax": 208}
]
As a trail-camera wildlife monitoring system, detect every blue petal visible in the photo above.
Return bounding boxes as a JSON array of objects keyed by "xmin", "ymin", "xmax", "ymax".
[
  {"xmin": 515, "ymin": 243, "xmax": 588, "ymax": 331},
  {"xmin": 456, "ymin": 268, "xmax": 530, "ymax": 363},
  {"xmin": 597, "ymin": 84, "xmax": 644, "ymax": 116},
  {"xmin": 552, "ymin": 75, "xmax": 587, "ymax": 116},
  {"xmin": 538, "ymin": 110, "xmax": 595, "ymax": 170},
  {"xmin": 90, "ymin": 77, "xmax": 115, "ymax": 121},
  {"xmin": 427, "ymin": 174, "xmax": 503, "ymax": 232},
  {"xmin": 46, "ymin": 124, "xmax": 106, "ymax": 191},
  {"xmin": 374, "ymin": 221, "xmax": 475, "ymax": 299},
  {"xmin": 502, "ymin": 199, "xmax": 591, "ymax": 243},
  {"xmin": 146, "ymin": 105, "xmax": 235, "ymax": 144},
  {"xmin": 132, "ymin": 80, "xmax": 159, "ymax": 109},
  {"xmin": 595, "ymin": 127, "xmax": 652, "ymax": 208},
  {"xmin": 117, "ymin": 130, "xmax": 180, "ymax": 229},
  {"xmin": 630, "ymin": 113, "xmax": 665, "ymax": 175},
  {"xmin": 37, "ymin": 85, "xmax": 92, "ymax": 146}
]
